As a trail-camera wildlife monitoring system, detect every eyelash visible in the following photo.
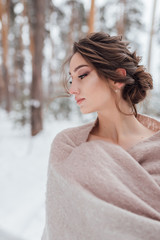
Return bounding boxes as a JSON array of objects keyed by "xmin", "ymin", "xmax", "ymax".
[
  {"xmin": 78, "ymin": 73, "xmax": 88, "ymax": 80},
  {"xmin": 68, "ymin": 73, "xmax": 88, "ymax": 85}
]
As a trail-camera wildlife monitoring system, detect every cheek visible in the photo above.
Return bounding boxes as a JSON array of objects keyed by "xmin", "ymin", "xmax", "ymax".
[
  {"xmin": 93, "ymin": 81, "xmax": 111, "ymax": 99},
  {"xmin": 86, "ymin": 75, "xmax": 104, "ymax": 92},
  {"xmin": 84, "ymin": 74, "xmax": 113, "ymax": 102}
]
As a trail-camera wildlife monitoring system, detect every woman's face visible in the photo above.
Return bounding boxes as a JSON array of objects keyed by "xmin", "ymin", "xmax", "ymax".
[{"xmin": 69, "ymin": 52, "xmax": 117, "ymax": 114}]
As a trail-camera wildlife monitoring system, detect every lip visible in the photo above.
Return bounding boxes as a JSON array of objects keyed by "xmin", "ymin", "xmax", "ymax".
[{"xmin": 76, "ymin": 98, "xmax": 85, "ymax": 105}]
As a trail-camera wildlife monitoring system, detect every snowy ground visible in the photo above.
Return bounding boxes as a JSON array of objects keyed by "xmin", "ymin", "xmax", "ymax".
[{"xmin": 0, "ymin": 110, "xmax": 87, "ymax": 240}]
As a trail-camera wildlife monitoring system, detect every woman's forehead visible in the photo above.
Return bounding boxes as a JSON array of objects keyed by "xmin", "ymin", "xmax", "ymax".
[
  {"xmin": 69, "ymin": 53, "xmax": 90, "ymax": 73},
  {"xmin": 70, "ymin": 53, "xmax": 87, "ymax": 65}
]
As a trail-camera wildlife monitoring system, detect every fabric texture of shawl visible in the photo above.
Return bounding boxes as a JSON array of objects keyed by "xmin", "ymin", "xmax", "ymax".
[{"xmin": 41, "ymin": 114, "xmax": 160, "ymax": 240}]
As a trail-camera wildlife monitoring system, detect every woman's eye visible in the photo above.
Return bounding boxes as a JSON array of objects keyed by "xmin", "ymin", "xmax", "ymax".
[{"xmin": 78, "ymin": 73, "xmax": 88, "ymax": 80}]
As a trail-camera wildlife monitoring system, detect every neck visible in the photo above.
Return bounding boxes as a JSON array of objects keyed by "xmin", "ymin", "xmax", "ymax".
[{"xmin": 93, "ymin": 108, "xmax": 144, "ymax": 145}]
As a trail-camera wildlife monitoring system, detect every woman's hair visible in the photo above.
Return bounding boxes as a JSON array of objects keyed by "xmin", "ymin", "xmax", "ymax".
[{"xmin": 65, "ymin": 32, "xmax": 153, "ymax": 116}]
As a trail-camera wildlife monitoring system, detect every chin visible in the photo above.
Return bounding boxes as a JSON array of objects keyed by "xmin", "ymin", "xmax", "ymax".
[{"xmin": 80, "ymin": 108, "xmax": 95, "ymax": 114}]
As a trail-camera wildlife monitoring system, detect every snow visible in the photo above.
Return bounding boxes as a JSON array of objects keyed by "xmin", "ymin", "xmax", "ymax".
[
  {"xmin": 1, "ymin": 1, "xmax": 160, "ymax": 239},
  {"xmin": 0, "ymin": 110, "xmax": 82, "ymax": 240}
]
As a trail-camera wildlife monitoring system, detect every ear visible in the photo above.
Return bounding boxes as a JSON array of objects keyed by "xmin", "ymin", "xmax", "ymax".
[
  {"xmin": 116, "ymin": 68, "xmax": 126, "ymax": 76},
  {"xmin": 114, "ymin": 68, "xmax": 126, "ymax": 89}
]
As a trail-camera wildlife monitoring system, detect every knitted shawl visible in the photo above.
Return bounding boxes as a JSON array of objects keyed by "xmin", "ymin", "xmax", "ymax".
[{"xmin": 42, "ymin": 114, "xmax": 160, "ymax": 240}]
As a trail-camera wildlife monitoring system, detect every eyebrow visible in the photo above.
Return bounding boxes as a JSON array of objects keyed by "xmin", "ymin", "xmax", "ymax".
[{"xmin": 69, "ymin": 64, "xmax": 89, "ymax": 75}]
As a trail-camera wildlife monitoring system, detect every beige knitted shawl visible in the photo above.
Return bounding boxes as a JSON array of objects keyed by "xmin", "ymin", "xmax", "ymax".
[{"xmin": 42, "ymin": 114, "xmax": 160, "ymax": 240}]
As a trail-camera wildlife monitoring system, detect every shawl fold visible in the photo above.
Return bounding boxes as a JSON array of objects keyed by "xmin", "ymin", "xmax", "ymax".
[{"xmin": 42, "ymin": 114, "xmax": 160, "ymax": 240}]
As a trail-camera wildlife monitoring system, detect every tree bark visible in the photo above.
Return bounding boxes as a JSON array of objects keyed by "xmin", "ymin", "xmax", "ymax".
[
  {"xmin": 88, "ymin": 0, "xmax": 95, "ymax": 33},
  {"xmin": 30, "ymin": 0, "xmax": 45, "ymax": 136},
  {"xmin": 68, "ymin": 1, "xmax": 75, "ymax": 53},
  {"xmin": 147, "ymin": 0, "xmax": 157, "ymax": 71},
  {"xmin": 0, "ymin": 0, "xmax": 11, "ymax": 112},
  {"xmin": 116, "ymin": 0, "xmax": 126, "ymax": 38}
]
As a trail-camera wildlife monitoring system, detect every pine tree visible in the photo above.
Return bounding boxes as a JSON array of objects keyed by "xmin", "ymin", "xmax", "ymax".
[
  {"xmin": 88, "ymin": 0, "xmax": 95, "ymax": 33},
  {"xmin": 147, "ymin": 0, "xmax": 157, "ymax": 71},
  {"xmin": 0, "ymin": 0, "xmax": 11, "ymax": 112},
  {"xmin": 29, "ymin": 0, "xmax": 45, "ymax": 136},
  {"xmin": 98, "ymin": 0, "xmax": 144, "ymax": 44}
]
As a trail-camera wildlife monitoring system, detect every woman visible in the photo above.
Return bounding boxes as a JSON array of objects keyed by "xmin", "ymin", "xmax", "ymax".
[{"xmin": 42, "ymin": 32, "xmax": 160, "ymax": 240}]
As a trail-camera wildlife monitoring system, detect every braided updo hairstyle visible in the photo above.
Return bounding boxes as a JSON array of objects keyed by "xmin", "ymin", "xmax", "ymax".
[{"xmin": 71, "ymin": 32, "xmax": 153, "ymax": 117}]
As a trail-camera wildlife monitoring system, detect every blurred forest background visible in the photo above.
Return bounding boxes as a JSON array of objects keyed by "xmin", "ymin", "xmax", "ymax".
[
  {"xmin": 0, "ymin": 1, "xmax": 160, "ymax": 239},
  {"xmin": 0, "ymin": 0, "xmax": 160, "ymax": 136}
]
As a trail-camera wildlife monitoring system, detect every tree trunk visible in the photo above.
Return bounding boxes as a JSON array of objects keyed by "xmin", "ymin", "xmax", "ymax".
[
  {"xmin": 0, "ymin": 0, "xmax": 11, "ymax": 112},
  {"xmin": 88, "ymin": 0, "xmax": 95, "ymax": 33},
  {"xmin": 147, "ymin": 0, "xmax": 157, "ymax": 71},
  {"xmin": 116, "ymin": 0, "xmax": 126, "ymax": 38},
  {"xmin": 68, "ymin": 1, "xmax": 75, "ymax": 53},
  {"xmin": 30, "ymin": 0, "xmax": 45, "ymax": 136}
]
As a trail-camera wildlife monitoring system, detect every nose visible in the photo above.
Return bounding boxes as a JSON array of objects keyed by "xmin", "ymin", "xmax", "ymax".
[{"xmin": 68, "ymin": 82, "xmax": 80, "ymax": 95}]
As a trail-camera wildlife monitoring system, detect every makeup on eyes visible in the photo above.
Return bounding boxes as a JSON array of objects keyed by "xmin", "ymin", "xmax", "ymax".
[
  {"xmin": 77, "ymin": 67, "xmax": 91, "ymax": 79},
  {"xmin": 78, "ymin": 73, "xmax": 88, "ymax": 79},
  {"xmin": 68, "ymin": 67, "xmax": 92, "ymax": 85}
]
